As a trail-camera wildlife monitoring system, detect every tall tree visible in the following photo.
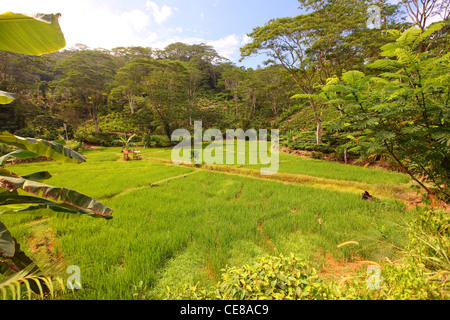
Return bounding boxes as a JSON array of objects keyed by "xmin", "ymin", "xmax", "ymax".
[
  {"xmin": 159, "ymin": 42, "xmax": 227, "ymax": 89},
  {"xmin": 110, "ymin": 58, "xmax": 150, "ymax": 115},
  {"xmin": 219, "ymin": 65, "xmax": 247, "ymax": 116},
  {"xmin": 142, "ymin": 59, "xmax": 188, "ymax": 139},
  {"xmin": 184, "ymin": 60, "xmax": 207, "ymax": 126},
  {"xmin": 241, "ymin": 0, "xmax": 404, "ymax": 144},
  {"xmin": 257, "ymin": 65, "xmax": 296, "ymax": 126},
  {"xmin": 53, "ymin": 50, "xmax": 115, "ymax": 133},
  {"xmin": 400, "ymin": 0, "xmax": 450, "ymax": 52},
  {"xmin": 322, "ymin": 23, "xmax": 449, "ymax": 200},
  {"xmin": 110, "ymin": 46, "xmax": 154, "ymax": 69}
]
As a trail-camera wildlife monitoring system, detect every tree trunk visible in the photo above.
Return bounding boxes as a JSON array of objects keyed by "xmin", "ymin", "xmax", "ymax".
[
  {"xmin": 316, "ymin": 119, "xmax": 322, "ymax": 144},
  {"xmin": 93, "ymin": 115, "xmax": 99, "ymax": 134},
  {"xmin": 313, "ymin": 110, "xmax": 324, "ymax": 144},
  {"xmin": 63, "ymin": 123, "xmax": 69, "ymax": 141},
  {"xmin": 129, "ymin": 94, "xmax": 135, "ymax": 115},
  {"xmin": 344, "ymin": 147, "xmax": 348, "ymax": 164},
  {"xmin": 310, "ymin": 98, "xmax": 323, "ymax": 144}
]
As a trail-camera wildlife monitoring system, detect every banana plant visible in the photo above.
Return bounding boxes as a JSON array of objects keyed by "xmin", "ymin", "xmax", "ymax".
[
  {"xmin": 0, "ymin": 12, "xmax": 66, "ymax": 104},
  {"xmin": 114, "ymin": 133, "xmax": 137, "ymax": 150},
  {"xmin": 0, "ymin": 12, "xmax": 113, "ymax": 298}
]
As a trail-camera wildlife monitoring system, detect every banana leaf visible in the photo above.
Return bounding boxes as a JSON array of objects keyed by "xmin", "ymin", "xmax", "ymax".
[
  {"xmin": 0, "ymin": 131, "xmax": 86, "ymax": 164},
  {"xmin": 0, "ymin": 12, "xmax": 65, "ymax": 56},
  {"xmin": 0, "ymin": 168, "xmax": 113, "ymax": 218},
  {"xmin": 21, "ymin": 171, "xmax": 52, "ymax": 183},
  {"xmin": 0, "ymin": 12, "xmax": 66, "ymax": 105},
  {"xmin": 0, "ymin": 90, "xmax": 15, "ymax": 105},
  {"xmin": 0, "ymin": 149, "xmax": 39, "ymax": 167},
  {"xmin": 0, "ymin": 221, "xmax": 14, "ymax": 258},
  {"xmin": 0, "ymin": 194, "xmax": 111, "ymax": 219}
]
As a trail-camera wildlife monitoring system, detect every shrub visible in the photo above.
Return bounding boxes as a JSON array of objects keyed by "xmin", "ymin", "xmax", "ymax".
[
  {"xmin": 74, "ymin": 131, "xmax": 117, "ymax": 146},
  {"xmin": 143, "ymin": 134, "xmax": 173, "ymax": 148},
  {"xmin": 311, "ymin": 151, "xmax": 324, "ymax": 160},
  {"xmin": 157, "ymin": 208, "xmax": 449, "ymax": 301},
  {"xmin": 65, "ymin": 140, "xmax": 83, "ymax": 152},
  {"xmin": 160, "ymin": 254, "xmax": 325, "ymax": 300},
  {"xmin": 14, "ymin": 127, "xmax": 37, "ymax": 138}
]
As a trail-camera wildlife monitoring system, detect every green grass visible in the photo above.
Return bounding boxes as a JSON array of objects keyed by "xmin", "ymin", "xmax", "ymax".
[
  {"xmin": 144, "ymin": 141, "xmax": 410, "ymax": 185},
  {"xmin": 0, "ymin": 145, "xmax": 414, "ymax": 299}
]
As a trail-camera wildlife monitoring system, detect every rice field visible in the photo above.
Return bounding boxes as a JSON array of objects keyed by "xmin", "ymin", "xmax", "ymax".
[{"xmin": 1, "ymin": 144, "xmax": 415, "ymax": 299}]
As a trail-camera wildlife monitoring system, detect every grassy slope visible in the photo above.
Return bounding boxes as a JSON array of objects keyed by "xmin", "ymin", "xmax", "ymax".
[{"xmin": 1, "ymin": 145, "xmax": 415, "ymax": 299}]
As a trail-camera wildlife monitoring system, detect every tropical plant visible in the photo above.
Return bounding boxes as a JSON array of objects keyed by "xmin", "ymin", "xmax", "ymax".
[
  {"xmin": 321, "ymin": 22, "xmax": 449, "ymax": 202},
  {"xmin": 0, "ymin": 12, "xmax": 66, "ymax": 104},
  {"xmin": 0, "ymin": 11, "xmax": 113, "ymax": 299},
  {"xmin": 114, "ymin": 133, "xmax": 137, "ymax": 150}
]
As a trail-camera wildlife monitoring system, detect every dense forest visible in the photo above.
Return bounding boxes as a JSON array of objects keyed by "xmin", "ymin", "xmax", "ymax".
[{"xmin": 1, "ymin": 0, "xmax": 449, "ymax": 201}]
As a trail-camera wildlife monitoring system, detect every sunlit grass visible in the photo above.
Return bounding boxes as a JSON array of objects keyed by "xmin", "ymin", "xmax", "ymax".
[
  {"xmin": 142, "ymin": 141, "xmax": 410, "ymax": 185},
  {"xmin": 1, "ymin": 146, "xmax": 413, "ymax": 299},
  {"xmin": 48, "ymin": 170, "xmax": 409, "ymax": 299}
]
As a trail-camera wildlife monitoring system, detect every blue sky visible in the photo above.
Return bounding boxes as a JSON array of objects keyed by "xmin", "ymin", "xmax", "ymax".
[{"xmin": 5, "ymin": 0, "xmax": 303, "ymax": 68}]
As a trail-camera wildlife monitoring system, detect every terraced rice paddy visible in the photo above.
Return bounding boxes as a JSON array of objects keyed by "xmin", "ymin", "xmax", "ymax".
[{"xmin": 1, "ymin": 143, "xmax": 416, "ymax": 299}]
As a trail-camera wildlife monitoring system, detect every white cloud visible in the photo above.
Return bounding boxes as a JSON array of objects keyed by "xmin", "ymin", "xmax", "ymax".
[
  {"xmin": 145, "ymin": 1, "xmax": 174, "ymax": 24},
  {"xmin": 2, "ymin": 1, "xmax": 248, "ymax": 63},
  {"xmin": 149, "ymin": 33, "xmax": 248, "ymax": 62},
  {"xmin": 206, "ymin": 34, "xmax": 244, "ymax": 60},
  {"xmin": 4, "ymin": 0, "xmax": 154, "ymax": 49},
  {"xmin": 121, "ymin": 9, "xmax": 150, "ymax": 33},
  {"xmin": 241, "ymin": 34, "xmax": 251, "ymax": 45}
]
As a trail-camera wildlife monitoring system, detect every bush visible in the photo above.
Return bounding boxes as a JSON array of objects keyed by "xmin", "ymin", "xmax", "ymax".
[
  {"xmin": 14, "ymin": 127, "xmax": 37, "ymax": 138},
  {"xmin": 280, "ymin": 130, "xmax": 364, "ymax": 159},
  {"xmin": 311, "ymin": 151, "xmax": 324, "ymax": 160},
  {"xmin": 74, "ymin": 131, "xmax": 117, "ymax": 147},
  {"xmin": 66, "ymin": 140, "xmax": 83, "ymax": 152},
  {"xmin": 156, "ymin": 209, "xmax": 449, "ymax": 300},
  {"xmin": 143, "ymin": 134, "xmax": 173, "ymax": 148},
  {"xmin": 159, "ymin": 254, "xmax": 325, "ymax": 300}
]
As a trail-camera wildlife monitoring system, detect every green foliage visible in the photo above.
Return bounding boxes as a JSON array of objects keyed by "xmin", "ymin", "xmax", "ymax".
[
  {"xmin": 0, "ymin": 12, "xmax": 114, "ymax": 300},
  {"xmin": 0, "ymin": 131, "xmax": 85, "ymax": 165},
  {"xmin": 161, "ymin": 209, "xmax": 449, "ymax": 301},
  {"xmin": 281, "ymin": 130, "xmax": 361, "ymax": 158},
  {"xmin": 212, "ymin": 254, "xmax": 324, "ymax": 300},
  {"xmin": 311, "ymin": 151, "xmax": 324, "ymax": 160},
  {"xmin": 406, "ymin": 209, "xmax": 450, "ymax": 272},
  {"xmin": 114, "ymin": 133, "xmax": 137, "ymax": 150},
  {"xmin": 73, "ymin": 131, "xmax": 118, "ymax": 147},
  {"xmin": 13, "ymin": 128, "xmax": 37, "ymax": 139},
  {"xmin": 326, "ymin": 209, "xmax": 450, "ymax": 300},
  {"xmin": 0, "ymin": 12, "xmax": 65, "ymax": 57},
  {"xmin": 163, "ymin": 254, "xmax": 324, "ymax": 300},
  {"xmin": 5, "ymin": 149, "xmax": 410, "ymax": 299},
  {"xmin": 0, "ymin": 262, "xmax": 67, "ymax": 300},
  {"xmin": 64, "ymin": 140, "xmax": 82, "ymax": 153},
  {"xmin": 0, "ymin": 12, "xmax": 65, "ymax": 104},
  {"xmin": 322, "ymin": 23, "xmax": 450, "ymax": 201},
  {"xmin": 0, "ymin": 143, "xmax": 14, "ymax": 157},
  {"xmin": 142, "ymin": 134, "xmax": 173, "ymax": 148}
]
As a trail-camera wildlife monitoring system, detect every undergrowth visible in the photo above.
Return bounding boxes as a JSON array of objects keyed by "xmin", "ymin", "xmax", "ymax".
[{"xmin": 144, "ymin": 208, "xmax": 449, "ymax": 300}]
